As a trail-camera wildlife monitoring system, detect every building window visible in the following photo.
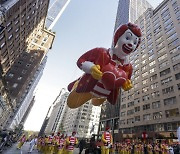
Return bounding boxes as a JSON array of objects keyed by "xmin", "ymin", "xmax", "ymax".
[
  {"xmin": 165, "ymin": 108, "xmax": 179, "ymax": 118},
  {"xmin": 15, "ymin": 28, "xmax": 19, "ymax": 33},
  {"xmin": 155, "ymin": 37, "xmax": 162, "ymax": 43},
  {"xmin": 121, "ymin": 112, "xmax": 125, "ymax": 117},
  {"xmin": 134, "ymin": 69, "xmax": 139, "ymax": 75},
  {"xmin": 0, "ymin": 34, "xmax": 4, "ymax": 41},
  {"xmin": 158, "ymin": 53, "xmax": 167, "ymax": 62},
  {"xmin": 6, "ymin": 22, "xmax": 12, "ymax": 27},
  {"xmin": 8, "ymin": 73, "xmax": 14, "ymax": 78},
  {"xmin": 26, "ymin": 64, "xmax": 31, "ymax": 67},
  {"xmin": 22, "ymin": 69, "xmax": 27, "ymax": 74},
  {"xmin": 127, "ymin": 101, "xmax": 134, "ymax": 107},
  {"xmin": 150, "ymin": 68, "xmax": 156, "ymax": 73},
  {"xmin": 0, "ymin": 42, "xmax": 5, "ymax": 48},
  {"xmin": 150, "ymin": 82, "xmax": 158, "ymax": 89},
  {"xmin": 8, "ymin": 34, "xmax": 13, "ymax": 40},
  {"xmin": 120, "ymin": 120, "xmax": 125, "ymax": 125},
  {"xmin": 149, "ymin": 54, "xmax": 155, "ymax": 61},
  {"xmin": 122, "ymin": 97, "xmax": 126, "ymax": 102},
  {"xmin": 148, "ymin": 49, "xmax": 154, "ymax": 54},
  {"xmin": 7, "ymin": 27, "xmax": 12, "ymax": 32},
  {"xmin": 142, "ymin": 78, "xmax": 148, "ymax": 85},
  {"xmin": 134, "ymin": 76, "xmax": 140, "ymax": 81},
  {"xmin": 151, "ymin": 91, "xmax": 159, "ymax": 98},
  {"xmin": 143, "ymin": 114, "xmax": 151, "ymax": 121},
  {"xmin": 143, "ymin": 104, "xmax": 150, "ymax": 110},
  {"xmin": 152, "ymin": 101, "xmax": 161, "ymax": 109},
  {"xmin": 163, "ymin": 18, "xmax": 172, "ymax": 27},
  {"xmin": 134, "ymin": 98, "xmax": 140, "ymax": 104},
  {"xmin": 127, "ymin": 118, "xmax": 134, "ymax": 124},
  {"xmin": 17, "ymin": 76, "xmax": 22, "ymax": 80},
  {"xmin": 157, "ymin": 46, "xmax": 166, "ymax": 54},
  {"xmin": 15, "ymin": 20, "xmax": 19, "ymax": 25},
  {"xmin": 156, "ymin": 41, "xmax": 164, "ymax": 49},
  {"xmin": 161, "ymin": 76, "xmax": 172, "ymax": 85},
  {"xmin": 175, "ymin": 73, "xmax": 180, "ymax": 80},
  {"xmin": 142, "ymin": 72, "xmax": 148, "ymax": 78},
  {"xmin": 150, "ymin": 74, "xmax": 157, "ymax": 81},
  {"xmin": 166, "ymin": 27, "xmax": 175, "ymax": 35},
  {"xmin": 177, "ymin": 83, "xmax": 180, "ymax": 90},
  {"xmin": 127, "ymin": 109, "xmax": 134, "ymax": 116},
  {"xmin": 160, "ymin": 68, "xmax": 171, "ymax": 77},
  {"xmin": 167, "ymin": 33, "xmax": 177, "ymax": 42},
  {"xmin": 171, "ymin": 54, "xmax": 180, "ymax": 63},
  {"xmin": 142, "ymin": 59, "xmax": 147, "ymax": 65},
  {"xmin": 168, "ymin": 38, "xmax": 179, "ymax": 48},
  {"xmin": 164, "ymin": 96, "xmax": 176, "ymax": 106},
  {"xmin": 149, "ymin": 61, "xmax": 156, "ymax": 67},
  {"xmin": 121, "ymin": 104, "xmax": 126, "ymax": 109},
  {"xmin": 170, "ymin": 46, "xmax": 180, "ymax": 54},
  {"xmin": 142, "ymin": 54, "xmax": 147, "ymax": 59},
  {"xmin": 135, "ymin": 106, "xmax": 140, "ymax": 112},
  {"xmin": 142, "ymin": 86, "xmax": 149, "ymax": 93},
  {"xmin": 12, "ymin": 83, "xmax": 18, "ymax": 88},
  {"xmin": 162, "ymin": 86, "xmax": 174, "ymax": 94},
  {"xmin": 153, "ymin": 112, "xmax": 162, "ymax": 120},
  {"xmin": 134, "ymin": 83, "xmax": 140, "ymax": 88},
  {"xmin": 134, "ymin": 116, "xmax": 140, "ymax": 122},
  {"xmin": 159, "ymin": 60, "xmax": 169, "ymax": 69},
  {"xmin": 18, "ymin": 61, "xmax": 23, "ymax": 65}
]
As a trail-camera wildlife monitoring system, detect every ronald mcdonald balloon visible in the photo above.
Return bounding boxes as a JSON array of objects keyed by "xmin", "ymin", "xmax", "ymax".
[{"xmin": 67, "ymin": 22, "xmax": 142, "ymax": 108}]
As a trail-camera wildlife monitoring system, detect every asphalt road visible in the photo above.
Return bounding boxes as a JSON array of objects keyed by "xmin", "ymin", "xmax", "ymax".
[{"xmin": 2, "ymin": 142, "xmax": 85, "ymax": 154}]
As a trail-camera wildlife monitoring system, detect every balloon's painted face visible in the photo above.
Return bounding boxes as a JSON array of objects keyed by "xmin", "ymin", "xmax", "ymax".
[{"xmin": 115, "ymin": 29, "xmax": 139, "ymax": 57}]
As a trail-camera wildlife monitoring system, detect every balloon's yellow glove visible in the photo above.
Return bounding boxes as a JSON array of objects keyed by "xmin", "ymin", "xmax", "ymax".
[
  {"xmin": 90, "ymin": 65, "xmax": 103, "ymax": 80},
  {"xmin": 122, "ymin": 79, "xmax": 133, "ymax": 91}
]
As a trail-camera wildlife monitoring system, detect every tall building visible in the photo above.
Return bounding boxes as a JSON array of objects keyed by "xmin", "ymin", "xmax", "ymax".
[
  {"xmin": 45, "ymin": 0, "xmax": 70, "ymax": 30},
  {"xmin": 0, "ymin": 78, "xmax": 11, "ymax": 129},
  {"xmin": 39, "ymin": 88, "xmax": 66, "ymax": 135},
  {"xmin": 0, "ymin": 0, "xmax": 55, "ymax": 129},
  {"xmin": 118, "ymin": 0, "xmax": 180, "ymax": 139},
  {"xmin": 45, "ymin": 91, "xmax": 68, "ymax": 134},
  {"xmin": 63, "ymin": 101, "xmax": 101, "ymax": 138},
  {"xmin": 20, "ymin": 96, "xmax": 35, "ymax": 125},
  {"xmin": 99, "ymin": 0, "xmax": 152, "ymax": 141},
  {"xmin": 0, "ymin": 0, "xmax": 50, "ymax": 74},
  {"xmin": 7, "ymin": 56, "xmax": 47, "ymax": 129},
  {"xmin": 114, "ymin": 0, "xmax": 152, "ymax": 32}
]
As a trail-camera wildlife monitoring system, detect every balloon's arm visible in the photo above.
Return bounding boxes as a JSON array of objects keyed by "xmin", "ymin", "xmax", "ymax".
[
  {"xmin": 77, "ymin": 48, "xmax": 106, "ymax": 74},
  {"xmin": 80, "ymin": 61, "xmax": 94, "ymax": 73},
  {"xmin": 122, "ymin": 64, "xmax": 133, "ymax": 79},
  {"xmin": 122, "ymin": 79, "xmax": 133, "ymax": 91},
  {"xmin": 90, "ymin": 65, "xmax": 102, "ymax": 80}
]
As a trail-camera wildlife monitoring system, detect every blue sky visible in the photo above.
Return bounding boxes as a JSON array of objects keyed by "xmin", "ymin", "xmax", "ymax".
[{"xmin": 24, "ymin": 0, "xmax": 163, "ymax": 131}]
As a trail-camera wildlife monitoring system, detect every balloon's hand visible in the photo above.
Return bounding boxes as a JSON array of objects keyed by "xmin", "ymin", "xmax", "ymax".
[
  {"xmin": 90, "ymin": 65, "xmax": 103, "ymax": 80},
  {"xmin": 122, "ymin": 79, "xmax": 133, "ymax": 91}
]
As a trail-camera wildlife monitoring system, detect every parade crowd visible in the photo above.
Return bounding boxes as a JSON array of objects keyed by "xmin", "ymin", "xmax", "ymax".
[{"xmin": 15, "ymin": 128, "xmax": 180, "ymax": 154}]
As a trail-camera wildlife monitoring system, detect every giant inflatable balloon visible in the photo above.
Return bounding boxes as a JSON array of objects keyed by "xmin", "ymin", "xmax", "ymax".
[{"xmin": 67, "ymin": 23, "xmax": 142, "ymax": 108}]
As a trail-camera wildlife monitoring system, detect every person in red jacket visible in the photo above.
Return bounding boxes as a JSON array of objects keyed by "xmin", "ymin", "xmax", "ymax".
[{"xmin": 67, "ymin": 22, "xmax": 142, "ymax": 109}]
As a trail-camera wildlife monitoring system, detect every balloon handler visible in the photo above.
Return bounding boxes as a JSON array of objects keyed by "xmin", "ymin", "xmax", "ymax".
[
  {"xmin": 67, "ymin": 23, "xmax": 142, "ymax": 108},
  {"xmin": 101, "ymin": 126, "xmax": 113, "ymax": 154}
]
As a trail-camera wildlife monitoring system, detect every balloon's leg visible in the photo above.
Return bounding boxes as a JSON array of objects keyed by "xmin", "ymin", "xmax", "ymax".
[
  {"xmin": 67, "ymin": 89, "xmax": 92, "ymax": 108},
  {"xmin": 91, "ymin": 98, "xmax": 106, "ymax": 106}
]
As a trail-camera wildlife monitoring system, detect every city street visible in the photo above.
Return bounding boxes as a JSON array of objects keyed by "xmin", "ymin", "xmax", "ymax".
[{"xmin": 2, "ymin": 143, "xmax": 85, "ymax": 154}]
